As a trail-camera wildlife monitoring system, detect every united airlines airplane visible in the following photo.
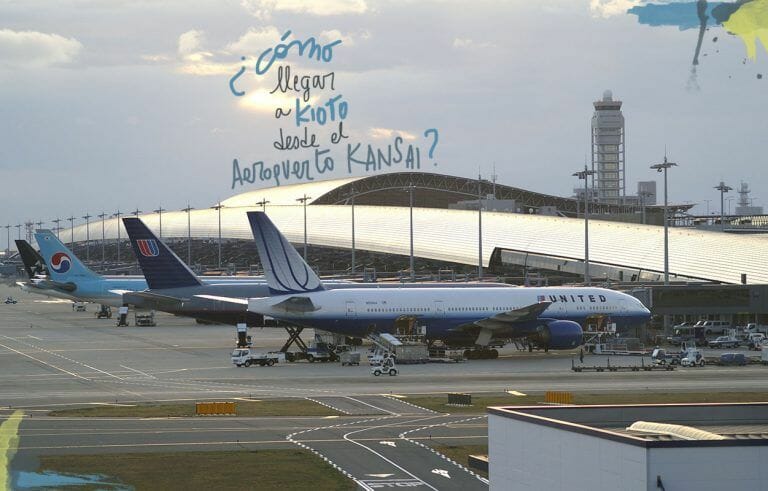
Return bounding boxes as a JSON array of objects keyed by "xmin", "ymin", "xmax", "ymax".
[{"xmin": 204, "ymin": 212, "xmax": 651, "ymax": 351}]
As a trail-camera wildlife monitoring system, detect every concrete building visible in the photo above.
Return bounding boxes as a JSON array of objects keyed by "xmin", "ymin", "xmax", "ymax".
[
  {"xmin": 735, "ymin": 182, "xmax": 764, "ymax": 216},
  {"xmin": 592, "ymin": 90, "xmax": 626, "ymax": 204},
  {"xmin": 488, "ymin": 403, "xmax": 768, "ymax": 490}
]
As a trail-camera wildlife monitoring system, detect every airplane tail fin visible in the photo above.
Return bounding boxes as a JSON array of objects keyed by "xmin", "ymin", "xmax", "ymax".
[
  {"xmin": 122, "ymin": 217, "xmax": 202, "ymax": 290},
  {"xmin": 33, "ymin": 230, "xmax": 102, "ymax": 282},
  {"xmin": 15, "ymin": 239, "xmax": 48, "ymax": 278},
  {"xmin": 246, "ymin": 211, "xmax": 324, "ymax": 294}
]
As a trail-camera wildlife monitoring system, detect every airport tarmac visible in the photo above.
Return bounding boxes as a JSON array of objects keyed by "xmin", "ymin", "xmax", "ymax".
[{"xmin": 3, "ymin": 283, "xmax": 768, "ymax": 489}]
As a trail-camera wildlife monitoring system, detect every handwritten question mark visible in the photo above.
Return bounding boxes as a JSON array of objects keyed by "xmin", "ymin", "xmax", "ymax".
[{"xmin": 424, "ymin": 128, "xmax": 439, "ymax": 164}]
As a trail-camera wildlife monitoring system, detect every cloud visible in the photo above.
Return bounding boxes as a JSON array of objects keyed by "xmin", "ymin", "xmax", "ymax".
[
  {"xmin": 368, "ymin": 127, "xmax": 417, "ymax": 140},
  {"xmin": 589, "ymin": 0, "xmax": 642, "ymax": 18},
  {"xmin": 319, "ymin": 29, "xmax": 370, "ymax": 47},
  {"xmin": 238, "ymin": 89, "xmax": 306, "ymax": 113},
  {"xmin": 0, "ymin": 29, "xmax": 82, "ymax": 68},
  {"xmin": 452, "ymin": 38, "xmax": 497, "ymax": 49},
  {"xmin": 176, "ymin": 29, "xmax": 234, "ymax": 76},
  {"xmin": 226, "ymin": 26, "xmax": 281, "ymax": 54},
  {"xmin": 178, "ymin": 29, "xmax": 205, "ymax": 57},
  {"xmin": 241, "ymin": 0, "xmax": 367, "ymax": 19}
]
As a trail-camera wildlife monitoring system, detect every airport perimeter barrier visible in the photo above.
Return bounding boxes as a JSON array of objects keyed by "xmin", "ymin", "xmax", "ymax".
[
  {"xmin": 544, "ymin": 391, "xmax": 573, "ymax": 405},
  {"xmin": 447, "ymin": 393, "xmax": 472, "ymax": 406},
  {"xmin": 196, "ymin": 401, "xmax": 237, "ymax": 416}
]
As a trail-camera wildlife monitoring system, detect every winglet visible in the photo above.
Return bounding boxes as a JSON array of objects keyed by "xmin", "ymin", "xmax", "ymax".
[
  {"xmin": 122, "ymin": 217, "xmax": 202, "ymax": 290},
  {"xmin": 34, "ymin": 230, "xmax": 101, "ymax": 282},
  {"xmin": 246, "ymin": 211, "xmax": 324, "ymax": 294}
]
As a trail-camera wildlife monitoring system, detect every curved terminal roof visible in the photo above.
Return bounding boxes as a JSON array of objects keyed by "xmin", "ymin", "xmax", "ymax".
[{"xmin": 60, "ymin": 172, "xmax": 763, "ymax": 284}]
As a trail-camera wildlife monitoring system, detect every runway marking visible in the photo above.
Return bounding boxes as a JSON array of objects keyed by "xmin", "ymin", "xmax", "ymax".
[
  {"xmin": 345, "ymin": 396, "xmax": 398, "ymax": 415},
  {"xmin": 399, "ymin": 415, "xmax": 489, "ymax": 485},
  {"xmin": 0, "ymin": 342, "xmax": 88, "ymax": 381},
  {"xmin": 119, "ymin": 365, "xmax": 156, "ymax": 380},
  {"xmin": 341, "ymin": 415, "xmax": 443, "ymax": 491},
  {"xmin": 506, "ymin": 390, "xmax": 526, "ymax": 396},
  {"xmin": 26, "ymin": 335, "xmax": 42, "ymax": 341},
  {"xmin": 0, "ymin": 335, "xmax": 124, "ymax": 381}
]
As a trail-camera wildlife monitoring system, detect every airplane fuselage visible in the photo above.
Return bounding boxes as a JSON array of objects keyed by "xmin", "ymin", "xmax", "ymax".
[{"xmin": 248, "ymin": 286, "xmax": 650, "ymax": 341}]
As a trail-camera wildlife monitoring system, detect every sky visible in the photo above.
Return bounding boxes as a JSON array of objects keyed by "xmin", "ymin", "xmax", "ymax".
[{"xmin": 0, "ymin": 0, "xmax": 766, "ymax": 242}]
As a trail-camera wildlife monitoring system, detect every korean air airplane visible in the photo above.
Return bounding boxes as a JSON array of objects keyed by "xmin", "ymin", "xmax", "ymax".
[{"xmin": 204, "ymin": 212, "xmax": 651, "ymax": 351}]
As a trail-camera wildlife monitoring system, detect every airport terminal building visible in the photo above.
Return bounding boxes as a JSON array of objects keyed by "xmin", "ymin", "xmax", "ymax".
[{"xmin": 55, "ymin": 171, "xmax": 766, "ymax": 287}]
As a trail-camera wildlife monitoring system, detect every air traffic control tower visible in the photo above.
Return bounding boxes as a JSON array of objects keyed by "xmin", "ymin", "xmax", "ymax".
[{"xmin": 591, "ymin": 90, "xmax": 625, "ymax": 204}]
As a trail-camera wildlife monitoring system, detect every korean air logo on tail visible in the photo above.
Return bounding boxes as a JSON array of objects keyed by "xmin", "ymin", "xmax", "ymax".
[
  {"xmin": 50, "ymin": 252, "xmax": 71, "ymax": 273},
  {"xmin": 137, "ymin": 239, "xmax": 160, "ymax": 257}
]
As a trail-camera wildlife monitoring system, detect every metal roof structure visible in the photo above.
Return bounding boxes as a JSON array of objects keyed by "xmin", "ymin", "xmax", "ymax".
[{"xmin": 58, "ymin": 172, "xmax": 764, "ymax": 284}]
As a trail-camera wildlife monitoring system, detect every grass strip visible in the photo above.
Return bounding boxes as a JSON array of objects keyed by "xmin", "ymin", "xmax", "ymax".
[
  {"xmin": 38, "ymin": 450, "xmax": 356, "ymax": 491},
  {"xmin": 49, "ymin": 399, "xmax": 342, "ymax": 418}
]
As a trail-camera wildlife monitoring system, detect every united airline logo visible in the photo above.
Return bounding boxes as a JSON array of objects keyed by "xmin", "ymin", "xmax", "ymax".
[
  {"xmin": 50, "ymin": 252, "xmax": 71, "ymax": 273},
  {"xmin": 136, "ymin": 239, "xmax": 160, "ymax": 257}
]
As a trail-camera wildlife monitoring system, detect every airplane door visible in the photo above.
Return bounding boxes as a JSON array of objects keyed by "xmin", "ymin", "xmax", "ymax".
[
  {"xmin": 346, "ymin": 301, "xmax": 356, "ymax": 318},
  {"xmin": 434, "ymin": 300, "xmax": 444, "ymax": 317}
]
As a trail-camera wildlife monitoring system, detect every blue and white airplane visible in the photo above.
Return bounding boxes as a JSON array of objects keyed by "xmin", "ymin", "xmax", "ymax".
[
  {"xmin": 205, "ymin": 212, "xmax": 651, "ymax": 350},
  {"xmin": 32, "ymin": 230, "xmax": 266, "ymax": 307}
]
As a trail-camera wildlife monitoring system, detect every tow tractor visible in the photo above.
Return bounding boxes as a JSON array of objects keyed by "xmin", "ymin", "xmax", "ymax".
[
  {"xmin": 95, "ymin": 305, "xmax": 112, "ymax": 319},
  {"xmin": 4, "ymin": 296, "xmax": 17, "ymax": 304},
  {"xmin": 371, "ymin": 353, "xmax": 398, "ymax": 376}
]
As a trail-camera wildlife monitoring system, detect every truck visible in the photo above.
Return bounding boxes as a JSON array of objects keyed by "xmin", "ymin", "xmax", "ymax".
[
  {"xmin": 707, "ymin": 335, "xmax": 740, "ymax": 349},
  {"xmin": 743, "ymin": 323, "xmax": 768, "ymax": 336},
  {"xmin": 666, "ymin": 325, "xmax": 705, "ymax": 346},
  {"xmin": 231, "ymin": 348, "xmax": 281, "ymax": 367}
]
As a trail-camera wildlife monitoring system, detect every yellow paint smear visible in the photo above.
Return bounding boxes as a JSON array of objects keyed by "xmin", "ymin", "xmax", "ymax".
[
  {"xmin": 0, "ymin": 411, "xmax": 24, "ymax": 491},
  {"xmin": 723, "ymin": 0, "xmax": 768, "ymax": 60}
]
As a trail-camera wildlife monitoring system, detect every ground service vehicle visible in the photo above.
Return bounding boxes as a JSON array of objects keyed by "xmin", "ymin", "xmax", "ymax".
[
  {"xmin": 651, "ymin": 348, "xmax": 679, "ymax": 365},
  {"xmin": 696, "ymin": 320, "xmax": 732, "ymax": 335},
  {"xmin": 747, "ymin": 333, "xmax": 766, "ymax": 350},
  {"xmin": 708, "ymin": 335, "xmax": 740, "ymax": 349},
  {"xmin": 718, "ymin": 353, "xmax": 747, "ymax": 366},
  {"xmin": 4, "ymin": 296, "xmax": 17, "ymax": 304},
  {"xmin": 743, "ymin": 323, "xmax": 768, "ymax": 336},
  {"xmin": 667, "ymin": 326, "xmax": 706, "ymax": 346},
  {"xmin": 680, "ymin": 347, "xmax": 705, "ymax": 367},
  {"xmin": 231, "ymin": 348, "xmax": 280, "ymax": 367}
]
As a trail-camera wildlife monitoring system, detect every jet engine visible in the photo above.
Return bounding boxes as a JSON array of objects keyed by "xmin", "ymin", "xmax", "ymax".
[{"xmin": 532, "ymin": 320, "xmax": 583, "ymax": 350}]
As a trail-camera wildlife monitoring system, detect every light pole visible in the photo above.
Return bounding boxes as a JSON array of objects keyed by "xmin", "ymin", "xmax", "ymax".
[
  {"xmin": 651, "ymin": 156, "xmax": 678, "ymax": 285},
  {"xmin": 153, "ymin": 206, "xmax": 165, "ymax": 238},
  {"xmin": 4, "ymin": 225, "xmax": 9, "ymax": 254},
  {"xmin": 350, "ymin": 188, "xmax": 356, "ymax": 276},
  {"xmin": 182, "ymin": 204, "xmax": 194, "ymax": 265},
  {"xmin": 477, "ymin": 174, "xmax": 483, "ymax": 281},
  {"xmin": 97, "ymin": 213, "xmax": 107, "ymax": 263},
  {"xmin": 82, "ymin": 213, "xmax": 91, "ymax": 262},
  {"xmin": 572, "ymin": 165, "xmax": 596, "ymax": 284},
  {"xmin": 15, "ymin": 224, "xmax": 22, "ymax": 240},
  {"xmin": 67, "ymin": 215, "xmax": 75, "ymax": 247},
  {"xmin": 715, "ymin": 181, "xmax": 732, "ymax": 232},
  {"xmin": 112, "ymin": 210, "xmax": 122, "ymax": 262},
  {"xmin": 295, "ymin": 194, "xmax": 311, "ymax": 260},
  {"xmin": 407, "ymin": 183, "xmax": 415, "ymax": 281},
  {"xmin": 256, "ymin": 198, "xmax": 269, "ymax": 212},
  {"xmin": 52, "ymin": 218, "xmax": 62, "ymax": 239},
  {"xmin": 211, "ymin": 203, "xmax": 223, "ymax": 268},
  {"xmin": 639, "ymin": 191, "xmax": 653, "ymax": 225},
  {"xmin": 703, "ymin": 199, "xmax": 712, "ymax": 216}
]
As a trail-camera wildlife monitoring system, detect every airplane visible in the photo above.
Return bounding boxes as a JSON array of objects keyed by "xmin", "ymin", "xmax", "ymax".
[
  {"xmin": 121, "ymin": 216, "xmax": 512, "ymax": 327},
  {"xmin": 201, "ymin": 212, "xmax": 651, "ymax": 352},
  {"xmin": 15, "ymin": 239, "xmax": 78, "ymax": 301},
  {"xmin": 32, "ymin": 229, "xmax": 271, "ymax": 307}
]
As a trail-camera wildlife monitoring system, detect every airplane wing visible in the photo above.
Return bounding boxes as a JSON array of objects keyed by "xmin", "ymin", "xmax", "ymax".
[
  {"xmin": 194, "ymin": 294, "xmax": 249, "ymax": 305},
  {"xmin": 121, "ymin": 291, "xmax": 187, "ymax": 307},
  {"xmin": 451, "ymin": 301, "xmax": 552, "ymax": 346}
]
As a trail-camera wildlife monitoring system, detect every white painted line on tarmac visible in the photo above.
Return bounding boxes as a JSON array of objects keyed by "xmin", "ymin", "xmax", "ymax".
[
  {"xmin": 0, "ymin": 342, "xmax": 89, "ymax": 380},
  {"xmin": 119, "ymin": 365, "xmax": 156, "ymax": 379}
]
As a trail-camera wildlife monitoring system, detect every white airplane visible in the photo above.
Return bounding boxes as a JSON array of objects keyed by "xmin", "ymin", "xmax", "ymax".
[{"xmin": 202, "ymin": 212, "xmax": 651, "ymax": 351}]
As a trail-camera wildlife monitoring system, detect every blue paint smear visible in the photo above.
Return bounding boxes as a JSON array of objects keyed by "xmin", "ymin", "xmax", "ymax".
[
  {"xmin": 629, "ymin": 2, "xmax": 726, "ymax": 30},
  {"xmin": 13, "ymin": 470, "xmax": 132, "ymax": 490}
]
